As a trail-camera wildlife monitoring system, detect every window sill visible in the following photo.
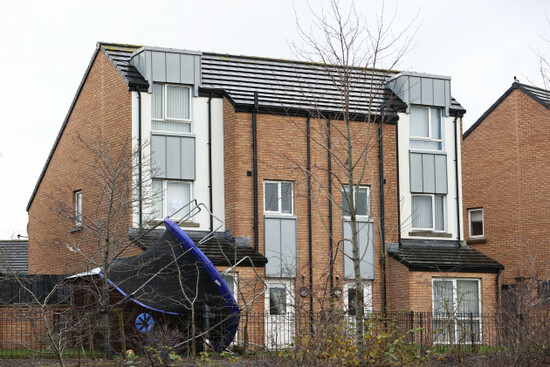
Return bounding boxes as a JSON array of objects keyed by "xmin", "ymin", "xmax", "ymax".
[
  {"xmin": 70, "ymin": 225, "xmax": 83, "ymax": 233},
  {"xmin": 466, "ymin": 237, "xmax": 487, "ymax": 244},
  {"xmin": 408, "ymin": 231, "xmax": 453, "ymax": 238}
]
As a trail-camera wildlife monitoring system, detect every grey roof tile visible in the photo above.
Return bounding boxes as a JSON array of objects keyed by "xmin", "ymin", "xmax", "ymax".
[
  {"xmin": 0, "ymin": 240, "xmax": 28, "ymax": 274},
  {"xmin": 388, "ymin": 242, "xmax": 503, "ymax": 273}
]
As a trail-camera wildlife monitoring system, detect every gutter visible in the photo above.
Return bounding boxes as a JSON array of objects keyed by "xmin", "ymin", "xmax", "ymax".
[
  {"xmin": 208, "ymin": 93, "xmax": 214, "ymax": 231},
  {"xmin": 454, "ymin": 114, "xmax": 461, "ymax": 246},
  {"xmin": 252, "ymin": 92, "xmax": 259, "ymax": 251}
]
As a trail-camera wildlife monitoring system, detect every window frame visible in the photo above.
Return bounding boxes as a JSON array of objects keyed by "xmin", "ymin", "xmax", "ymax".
[
  {"xmin": 409, "ymin": 106, "xmax": 443, "ymax": 152},
  {"xmin": 263, "ymin": 181, "xmax": 294, "ymax": 216},
  {"xmin": 468, "ymin": 208, "xmax": 484, "ymax": 238},
  {"xmin": 411, "ymin": 193, "xmax": 445, "ymax": 232},
  {"xmin": 432, "ymin": 278, "xmax": 482, "ymax": 344},
  {"xmin": 74, "ymin": 190, "xmax": 82, "ymax": 226},
  {"xmin": 342, "ymin": 185, "xmax": 370, "ymax": 220},
  {"xmin": 343, "ymin": 281, "xmax": 373, "ymax": 316},
  {"xmin": 152, "ymin": 179, "xmax": 193, "ymax": 220},
  {"xmin": 151, "ymin": 83, "xmax": 193, "ymax": 134}
]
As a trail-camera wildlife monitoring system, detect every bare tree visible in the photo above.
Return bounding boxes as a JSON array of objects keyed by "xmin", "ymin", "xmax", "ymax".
[
  {"xmin": 40, "ymin": 130, "xmax": 157, "ymax": 358},
  {"xmin": 289, "ymin": 1, "xmax": 416, "ymax": 364}
]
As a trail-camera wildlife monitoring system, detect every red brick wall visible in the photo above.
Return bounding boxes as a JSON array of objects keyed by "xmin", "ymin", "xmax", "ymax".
[
  {"xmin": 222, "ymin": 103, "xmax": 399, "ymax": 312},
  {"xmin": 27, "ymin": 50, "xmax": 134, "ymax": 274},
  {"xmin": 462, "ymin": 89, "xmax": 550, "ymax": 285}
]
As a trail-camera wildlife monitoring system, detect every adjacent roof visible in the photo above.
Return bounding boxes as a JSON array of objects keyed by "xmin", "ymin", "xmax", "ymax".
[
  {"xmin": 132, "ymin": 229, "xmax": 267, "ymax": 267},
  {"xmin": 388, "ymin": 241, "xmax": 503, "ymax": 273},
  {"xmin": 464, "ymin": 82, "xmax": 550, "ymax": 138},
  {"xmin": 100, "ymin": 43, "xmax": 148, "ymax": 91},
  {"xmin": 0, "ymin": 240, "xmax": 28, "ymax": 274}
]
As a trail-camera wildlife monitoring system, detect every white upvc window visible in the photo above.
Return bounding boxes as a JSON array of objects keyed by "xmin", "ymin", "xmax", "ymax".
[
  {"xmin": 411, "ymin": 194, "xmax": 445, "ymax": 231},
  {"xmin": 152, "ymin": 179, "xmax": 192, "ymax": 220},
  {"xmin": 264, "ymin": 181, "xmax": 293, "ymax": 215},
  {"xmin": 468, "ymin": 208, "xmax": 484, "ymax": 238},
  {"xmin": 74, "ymin": 190, "xmax": 82, "ymax": 226},
  {"xmin": 410, "ymin": 106, "xmax": 442, "ymax": 151},
  {"xmin": 432, "ymin": 278, "xmax": 482, "ymax": 344},
  {"xmin": 342, "ymin": 185, "xmax": 370, "ymax": 219},
  {"xmin": 344, "ymin": 281, "xmax": 373, "ymax": 316},
  {"xmin": 152, "ymin": 84, "xmax": 192, "ymax": 133}
]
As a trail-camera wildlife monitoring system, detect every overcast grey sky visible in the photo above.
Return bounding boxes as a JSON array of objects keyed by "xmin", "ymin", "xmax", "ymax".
[{"xmin": 1, "ymin": 0, "xmax": 549, "ymax": 239}]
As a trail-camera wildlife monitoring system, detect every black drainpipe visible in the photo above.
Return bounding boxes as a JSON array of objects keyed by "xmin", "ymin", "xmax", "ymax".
[
  {"xmin": 453, "ymin": 114, "xmax": 461, "ymax": 246},
  {"xmin": 395, "ymin": 120, "xmax": 401, "ymax": 246},
  {"xmin": 496, "ymin": 269, "xmax": 502, "ymax": 312},
  {"xmin": 327, "ymin": 119, "xmax": 334, "ymax": 289},
  {"xmin": 252, "ymin": 92, "xmax": 259, "ymax": 251},
  {"xmin": 208, "ymin": 93, "xmax": 214, "ymax": 232},
  {"xmin": 378, "ymin": 121, "xmax": 387, "ymax": 315},
  {"xmin": 307, "ymin": 113, "xmax": 314, "ymax": 329},
  {"xmin": 137, "ymin": 90, "xmax": 143, "ymax": 229}
]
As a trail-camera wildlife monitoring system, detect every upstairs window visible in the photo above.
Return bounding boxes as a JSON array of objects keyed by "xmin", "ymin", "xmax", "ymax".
[
  {"xmin": 342, "ymin": 185, "xmax": 369, "ymax": 218},
  {"xmin": 412, "ymin": 194, "xmax": 445, "ymax": 231},
  {"xmin": 468, "ymin": 208, "xmax": 484, "ymax": 237},
  {"xmin": 410, "ymin": 107, "xmax": 442, "ymax": 151},
  {"xmin": 152, "ymin": 180, "xmax": 191, "ymax": 220},
  {"xmin": 74, "ymin": 190, "xmax": 82, "ymax": 226},
  {"xmin": 264, "ymin": 181, "xmax": 293, "ymax": 215},
  {"xmin": 152, "ymin": 84, "xmax": 191, "ymax": 133}
]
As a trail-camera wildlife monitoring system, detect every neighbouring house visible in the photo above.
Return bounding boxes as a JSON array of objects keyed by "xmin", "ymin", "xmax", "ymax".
[
  {"xmin": 462, "ymin": 81, "xmax": 550, "ymax": 298},
  {"xmin": 26, "ymin": 42, "xmax": 502, "ymax": 346}
]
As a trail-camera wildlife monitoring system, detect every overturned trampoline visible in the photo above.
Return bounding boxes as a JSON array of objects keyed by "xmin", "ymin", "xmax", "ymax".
[{"xmin": 97, "ymin": 203, "xmax": 267, "ymax": 352}]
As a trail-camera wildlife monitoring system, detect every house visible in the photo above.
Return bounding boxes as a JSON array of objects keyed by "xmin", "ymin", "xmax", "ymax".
[
  {"xmin": 26, "ymin": 43, "xmax": 502, "ymax": 344},
  {"xmin": 462, "ymin": 81, "xmax": 550, "ymax": 297}
]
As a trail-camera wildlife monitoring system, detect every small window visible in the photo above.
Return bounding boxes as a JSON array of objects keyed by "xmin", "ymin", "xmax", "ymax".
[
  {"xmin": 468, "ymin": 208, "xmax": 484, "ymax": 237},
  {"xmin": 74, "ymin": 190, "xmax": 82, "ymax": 226},
  {"xmin": 152, "ymin": 180, "xmax": 192, "ymax": 220},
  {"xmin": 264, "ymin": 181, "xmax": 293, "ymax": 215},
  {"xmin": 342, "ymin": 185, "xmax": 369, "ymax": 217},
  {"xmin": 269, "ymin": 287, "xmax": 287, "ymax": 315},
  {"xmin": 412, "ymin": 194, "xmax": 444, "ymax": 231},
  {"xmin": 152, "ymin": 84, "xmax": 191, "ymax": 133},
  {"xmin": 410, "ymin": 106, "xmax": 442, "ymax": 151}
]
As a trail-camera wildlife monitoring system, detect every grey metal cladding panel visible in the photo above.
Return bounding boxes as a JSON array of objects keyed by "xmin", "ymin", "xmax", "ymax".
[
  {"xmin": 280, "ymin": 218, "xmax": 297, "ymax": 277},
  {"xmin": 435, "ymin": 154, "xmax": 448, "ymax": 194},
  {"xmin": 166, "ymin": 136, "xmax": 182, "ymax": 179},
  {"xmin": 410, "ymin": 153, "xmax": 423, "ymax": 192},
  {"xmin": 343, "ymin": 221, "xmax": 375, "ymax": 279},
  {"xmin": 421, "ymin": 78, "xmax": 434, "ymax": 106},
  {"xmin": 409, "ymin": 76, "xmax": 421, "ymax": 104},
  {"xmin": 151, "ymin": 135, "xmax": 166, "ymax": 178},
  {"xmin": 166, "ymin": 53, "xmax": 181, "ymax": 83},
  {"xmin": 146, "ymin": 51, "xmax": 153, "ymax": 86},
  {"xmin": 180, "ymin": 54, "xmax": 196, "ymax": 84},
  {"xmin": 152, "ymin": 51, "xmax": 167, "ymax": 82},
  {"xmin": 433, "ymin": 79, "xmax": 445, "ymax": 106},
  {"xmin": 444, "ymin": 80, "xmax": 451, "ymax": 116},
  {"xmin": 180, "ymin": 137, "xmax": 195, "ymax": 180},
  {"xmin": 265, "ymin": 218, "xmax": 282, "ymax": 277},
  {"xmin": 359, "ymin": 221, "xmax": 375, "ymax": 279},
  {"xmin": 422, "ymin": 153, "xmax": 436, "ymax": 193}
]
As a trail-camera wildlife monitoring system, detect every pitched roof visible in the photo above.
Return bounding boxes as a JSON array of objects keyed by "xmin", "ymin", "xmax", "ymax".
[
  {"xmin": 201, "ymin": 53, "xmax": 397, "ymax": 117},
  {"xmin": 464, "ymin": 82, "xmax": 550, "ymax": 138},
  {"xmin": 201, "ymin": 53, "xmax": 466, "ymax": 117},
  {"xmin": 388, "ymin": 241, "xmax": 503, "ymax": 273},
  {"xmin": 0, "ymin": 240, "xmax": 28, "ymax": 274},
  {"xmin": 132, "ymin": 229, "xmax": 267, "ymax": 267},
  {"xmin": 100, "ymin": 43, "xmax": 148, "ymax": 91}
]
